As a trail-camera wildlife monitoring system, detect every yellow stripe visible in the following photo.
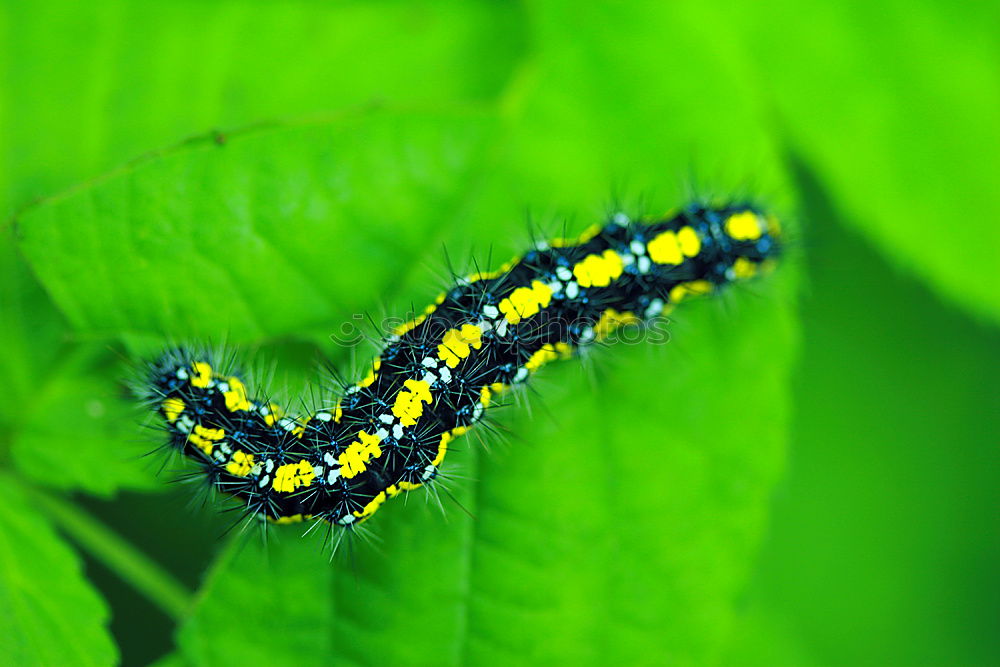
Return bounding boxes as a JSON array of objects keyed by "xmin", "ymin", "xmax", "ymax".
[
  {"xmin": 498, "ymin": 280, "xmax": 554, "ymax": 324},
  {"xmin": 337, "ymin": 431, "xmax": 383, "ymax": 479},
  {"xmin": 572, "ymin": 249, "xmax": 624, "ymax": 287}
]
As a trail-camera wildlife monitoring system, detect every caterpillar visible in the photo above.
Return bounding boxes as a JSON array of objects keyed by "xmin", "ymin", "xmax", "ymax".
[{"xmin": 142, "ymin": 202, "xmax": 781, "ymax": 536}]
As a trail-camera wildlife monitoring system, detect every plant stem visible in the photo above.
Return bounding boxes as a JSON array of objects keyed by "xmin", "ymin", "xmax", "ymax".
[{"xmin": 27, "ymin": 483, "xmax": 193, "ymax": 621}]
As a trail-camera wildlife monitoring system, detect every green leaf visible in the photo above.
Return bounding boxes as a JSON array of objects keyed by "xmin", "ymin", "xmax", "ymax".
[
  {"xmin": 9, "ymin": 346, "xmax": 160, "ymax": 496},
  {"xmin": 733, "ymin": 0, "xmax": 1000, "ymax": 324},
  {"xmin": 739, "ymin": 159, "xmax": 1000, "ymax": 667},
  {"xmin": 17, "ymin": 109, "xmax": 501, "ymax": 343},
  {"xmin": 1, "ymin": 0, "xmax": 526, "ymax": 214},
  {"xmin": 0, "ymin": 478, "xmax": 117, "ymax": 667},
  {"xmin": 0, "ymin": 235, "xmax": 66, "ymax": 431}
]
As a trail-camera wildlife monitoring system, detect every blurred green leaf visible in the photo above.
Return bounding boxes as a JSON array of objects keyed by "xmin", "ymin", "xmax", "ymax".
[
  {"xmin": 1, "ymin": 0, "xmax": 526, "ymax": 213},
  {"xmin": 740, "ymin": 159, "xmax": 1000, "ymax": 667},
  {"xmin": 17, "ymin": 109, "xmax": 500, "ymax": 343},
  {"xmin": 0, "ymin": 478, "xmax": 117, "ymax": 667},
  {"xmin": 734, "ymin": 0, "xmax": 1000, "ymax": 324},
  {"xmin": 0, "ymin": 236, "xmax": 65, "ymax": 429},
  {"xmin": 9, "ymin": 347, "xmax": 159, "ymax": 497}
]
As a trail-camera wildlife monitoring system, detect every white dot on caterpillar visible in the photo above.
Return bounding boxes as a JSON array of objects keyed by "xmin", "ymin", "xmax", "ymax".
[
  {"xmin": 378, "ymin": 413, "xmax": 394, "ymax": 425},
  {"xmin": 421, "ymin": 464, "xmax": 437, "ymax": 481},
  {"xmin": 265, "ymin": 459, "xmax": 275, "ymax": 473},
  {"xmin": 629, "ymin": 240, "xmax": 646, "ymax": 256},
  {"xmin": 555, "ymin": 266, "xmax": 573, "ymax": 282},
  {"xmin": 439, "ymin": 366, "xmax": 453, "ymax": 383},
  {"xmin": 375, "ymin": 427, "xmax": 389, "ymax": 440},
  {"xmin": 421, "ymin": 357, "xmax": 439, "ymax": 369},
  {"xmin": 483, "ymin": 304, "xmax": 500, "ymax": 319},
  {"xmin": 612, "ymin": 211, "xmax": 630, "ymax": 226},
  {"xmin": 258, "ymin": 474, "xmax": 270, "ymax": 488},
  {"xmin": 326, "ymin": 469, "xmax": 341, "ymax": 485},
  {"xmin": 279, "ymin": 417, "xmax": 297, "ymax": 431},
  {"xmin": 421, "ymin": 371, "xmax": 438, "ymax": 385},
  {"xmin": 315, "ymin": 412, "xmax": 333, "ymax": 422},
  {"xmin": 637, "ymin": 256, "xmax": 652, "ymax": 274},
  {"xmin": 579, "ymin": 328, "xmax": 596, "ymax": 344},
  {"xmin": 565, "ymin": 282, "xmax": 580, "ymax": 299},
  {"xmin": 392, "ymin": 424, "xmax": 403, "ymax": 439},
  {"xmin": 644, "ymin": 298, "xmax": 666, "ymax": 318},
  {"xmin": 323, "ymin": 452, "xmax": 337, "ymax": 466},
  {"xmin": 338, "ymin": 515, "xmax": 356, "ymax": 525},
  {"xmin": 621, "ymin": 253, "xmax": 636, "ymax": 267},
  {"xmin": 494, "ymin": 319, "xmax": 509, "ymax": 337},
  {"xmin": 176, "ymin": 368, "xmax": 189, "ymax": 380},
  {"xmin": 513, "ymin": 367, "xmax": 529, "ymax": 383},
  {"xmin": 177, "ymin": 415, "xmax": 195, "ymax": 434}
]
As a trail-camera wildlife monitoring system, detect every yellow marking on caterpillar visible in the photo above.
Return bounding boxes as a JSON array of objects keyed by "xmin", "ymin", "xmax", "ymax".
[
  {"xmin": 272, "ymin": 514, "xmax": 309, "ymax": 524},
  {"xmin": 766, "ymin": 214, "xmax": 781, "ymax": 237},
  {"xmin": 732, "ymin": 257, "xmax": 758, "ymax": 279},
  {"xmin": 393, "ymin": 294, "xmax": 446, "ymax": 336},
  {"xmin": 391, "ymin": 379, "xmax": 433, "ymax": 426},
  {"xmin": 225, "ymin": 450, "xmax": 254, "ymax": 477},
  {"xmin": 648, "ymin": 231, "xmax": 682, "ymax": 265},
  {"xmin": 394, "ymin": 314, "xmax": 427, "ymax": 336},
  {"xmin": 438, "ymin": 324, "xmax": 483, "ymax": 368},
  {"xmin": 499, "ymin": 280, "xmax": 554, "ymax": 324},
  {"xmin": 190, "ymin": 361, "xmax": 213, "ymax": 388},
  {"xmin": 594, "ymin": 309, "xmax": 641, "ymax": 340},
  {"xmin": 434, "ymin": 426, "xmax": 469, "ymax": 467},
  {"xmin": 338, "ymin": 431, "xmax": 383, "ymax": 479},
  {"xmin": 188, "ymin": 425, "xmax": 224, "ymax": 456},
  {"xmin": 525, "ymin": 342, "xmax": 573, "ymax": 372},
  {"xmin": 334, "ymin": 399, "xmax": 343, "ymax": 422},
  {"xmin": 480, "ymin": 385, "xmax": 493, "ymax": 408},
  {"xmin": 725, "ymin": 211, "xmax": 763, "ymax": 241},
  {"xmin": 669, "ymin": 280, "xmax": 714, "ymax": 303},
  {"xmin": 467, "ymin": 261, "xmax": 513, "ymax": 283},
  {"xmin": 572, "ymin": 249, "xmax": 624, "ymax": 287},
  {"xmin": 551, "ymin": 223, "xmax": 601, "ymax": 248},
  {"xmin": 272, "ymin": 459, "xmax": 316, "ymax": 492},
  {"xmin": 677, "ymin": 226, "xmax": 701, "ymax": 257},
  {"xmin": 396, "ymin": 481, "xmax": 422, "ymax": 493},
  {"xmin": 354, "ymin": 491, "xmax": 388, "ymax": 520},
  {"xmin": 360, "ymin": 359, "xmax": 381, "ymax": 388},
  {"xmin": 263, "ymin": 403, "xmax": 285, "ymax": 426},
  {"xmin": 223, "ymin": 377, "xmax": 252, "ymax": 412},
  {"xmin": 162, "ymin": 397, "xmax": 184, "ymax": 422}
]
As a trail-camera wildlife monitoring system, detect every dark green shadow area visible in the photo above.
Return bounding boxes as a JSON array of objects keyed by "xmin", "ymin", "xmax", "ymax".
[{"xmin": 737, "ymin": 157, "xmax": 1000, "ymax": 667}]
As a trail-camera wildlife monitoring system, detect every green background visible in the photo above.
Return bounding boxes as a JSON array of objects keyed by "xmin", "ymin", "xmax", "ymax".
[{"xmin": 1, "ymin": 1, "xmax": 997, "ymax": 666}]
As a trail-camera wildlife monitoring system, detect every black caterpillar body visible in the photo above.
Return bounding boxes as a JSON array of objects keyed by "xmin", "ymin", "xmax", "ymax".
[{"xmin": 145, "ymin": 203, "xmax": 781, "ymax": 531}]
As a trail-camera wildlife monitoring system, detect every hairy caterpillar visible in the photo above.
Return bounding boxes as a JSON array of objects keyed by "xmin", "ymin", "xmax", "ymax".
[{"xmin": 142, "ymin": 202, "xmax": 780, "ymax": 535}]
